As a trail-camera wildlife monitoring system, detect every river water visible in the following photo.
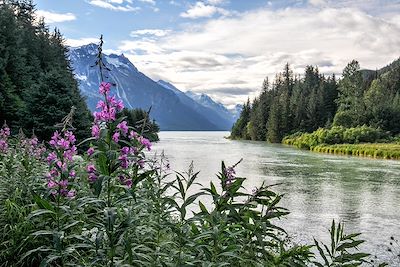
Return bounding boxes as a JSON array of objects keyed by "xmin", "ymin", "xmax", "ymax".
[{"xmin": 152, "ymin": 131, "xmax": 400, "ymax": 263}]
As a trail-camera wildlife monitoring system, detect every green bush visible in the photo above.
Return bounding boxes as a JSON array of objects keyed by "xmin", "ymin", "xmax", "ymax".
[{"xmin": 283, "ymin": 125, "xmax": 387, "ymax": 149}]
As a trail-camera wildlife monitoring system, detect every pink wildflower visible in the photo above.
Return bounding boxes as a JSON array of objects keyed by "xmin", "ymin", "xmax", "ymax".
[
  {"xmin": 91, "ymin": 124, "xmax": 100, "ymax": 139},
  {"xmin": 112, "ymin": 132, "xmax": 120, "ymax": 143},
  {"xmin": 87, "ymin": 147, "xmax": 95, "ymax": 156},
  {"xmin": 138, "ymin": 136, "xmax": 152, "ymax": 151},
  {"xmin": 129, "ymin": 131, "xmax": 138, "ymax": 140},
  {"xmin": 47, "ymin": 179, "xmax": 57, "ymax": 188},
  {"xmin": 65, "ymin": 131, "xmax": 76, "ymax": 144},
  {"xmin": 117, "ymin": 121, "xmax": 128, "ymax": 135},
  {"xmin": 69, "ymin": 170, "xmax": 76, "ymax": 178},
  {"xmin": 47, "ymin": 152, "xmax": 57, "ymax": 163},
  {"xmin": 66, "ymin": 190, "xmax": 76, "ymax": 199},
  {"xmin": 137, "ymin": 159, "xmax": 145, "ymax": 169},
  {"xmin": 99, "ymin": 82, "xmax": 111, "ymax": 95},
  {"xmin": 119, "ymin": 154, "xmax": 129, "ymax": 169}
]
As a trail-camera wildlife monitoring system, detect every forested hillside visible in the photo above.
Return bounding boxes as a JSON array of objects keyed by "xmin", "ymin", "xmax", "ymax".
[
  {"xmin": 0, "ymin": 0, "xmax": 92, "ymax": 141},
  {"xmin": 231, "ymin": 58, "xmax": 400, "ymax": 142}
]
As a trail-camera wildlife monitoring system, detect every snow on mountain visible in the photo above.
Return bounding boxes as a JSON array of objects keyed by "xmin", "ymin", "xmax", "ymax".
[
  {"xmin": 185, "ymin": 91, "xmax": 235, "ymax": 124},
  {"xmin": 157, "ymin": 80, "xmax": 234, "ymax": 130},
  {"xmin": 229, "ymin": 104, "xmax": 243, "ymax": 122}
]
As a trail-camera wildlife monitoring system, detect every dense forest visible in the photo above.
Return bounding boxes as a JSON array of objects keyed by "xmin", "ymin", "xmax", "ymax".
[
  {"xmin": 0, "ymin": 0, "xmax": 92, "ymax": 141},
  {"xmin": 231, "ymin": 58, "xmax": 400, "ymax": 142}
]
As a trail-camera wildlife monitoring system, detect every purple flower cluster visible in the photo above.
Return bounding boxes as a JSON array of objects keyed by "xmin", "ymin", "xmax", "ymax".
[
  {"xmin": 0, "ymin": 124, "xmax": 10, "ymax": 153},
  {"xmin": 86, "ymin": 163, "xmax": 98, "ymax": 183},
  {"xmin": 20, "ymin": 136, "xmax": 46, "ymax": 159},
  {"xmin": 93, "ymin": 83, "xmax": 124, "ymax": 123},
  {"xmin": 224, "ymin": 166, "xmax": 236, "ymax": 186},
  {"xmin": 46, "ymin": 131, "xmax": 77, "ymax": 198},
  {"xmin": 91, "ymin": 82, "xmax": 126, "ymax": 141},
  {"xmin": 138, "ymin": 136, "xmax": 152, "ymax": 151},
  {"xmin": 87, "ymin": 80, "xmax": 154, "ymax": 189},
  {"xmin": 127, "ymin": 130, "xmax": 151, "ymax": 151},
  {"xmin": 119, "ymin": 175, "xmax": 132, "ymax": 188}
]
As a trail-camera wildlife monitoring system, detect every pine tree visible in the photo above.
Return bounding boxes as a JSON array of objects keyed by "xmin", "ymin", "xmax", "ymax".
[{"xmin": 0, "ymin": 1, "xmax": 92, "ymax": 140}]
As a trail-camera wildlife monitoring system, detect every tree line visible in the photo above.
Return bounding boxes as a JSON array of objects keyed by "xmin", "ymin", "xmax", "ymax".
[
  {"xmin": 231, "ymin": 58, "xmax": 400, "ymax": 142},
  {"xmin": 0, "ymin": 0, "xmax": 92, "ymax": 141}
]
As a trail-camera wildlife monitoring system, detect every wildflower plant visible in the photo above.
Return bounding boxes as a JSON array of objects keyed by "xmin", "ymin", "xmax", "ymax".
[
  {"xmin": 78, "ymin": 35, "xmax": 155, "ymax": 266},
  {"xmin": 0, "ymin": 122, "xmax": 10, "ymax": 154}
]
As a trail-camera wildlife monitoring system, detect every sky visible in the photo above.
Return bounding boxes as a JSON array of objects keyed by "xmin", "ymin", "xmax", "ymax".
[{"xmin": 35, "ymin": 0, "xmax": 400, "ymax": 108}]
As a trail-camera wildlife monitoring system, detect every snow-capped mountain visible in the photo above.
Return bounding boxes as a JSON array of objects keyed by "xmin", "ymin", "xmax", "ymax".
[
  {"xmin": 185, "ymin": 91, "xmax": 236, "ymax": 125},
  {"xmin": 229, "ymin": 104, "xmax": 243, "ymax": 122},
  {"xmin": 69, "ymin": 44, "xmax": 227, "ymax": 131},
  {"xmin": 157, "ymin": 80, "xmax": 234, "ymax": 130}
]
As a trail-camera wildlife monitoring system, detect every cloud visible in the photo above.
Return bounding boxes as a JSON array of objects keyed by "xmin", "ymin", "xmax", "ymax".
[
  {"xmin": 206, "ymin": 87, "xmax": 254, "ymax": 95},
  {"xmin": 66, "ymin": 37, "xmax": 100, "ymax": 47},
  {"xmin": 130, "ymin": 29, "xmax": 171, "ymax": 37},
  {"xmin": 117, "ymin": 2, "xmax": 400, "ymax": 106},
  {"xmin": 169, "ymin": 0, "xmax": 180, "ymax": 6},
  {"xmin": 88, "ymin": 0, "xmax": 140, "ymax": 12},
  {"xmin": 309, "ymin": 0, "xmax": 326, "ymax": 6},
  {"xmin": 139, "ymin": 0, "xmax": 156, "ymax": 5},
  {"xmin": 36, "ymin": 10, "xmax": 76, "ymax": 23},
  {"xmin": 207, "ymin": 0, "xmax": 227, "ymax": 5},
  {"xmin": 180, "ymin": 1, "xmax": 230, "ymax": 19}
]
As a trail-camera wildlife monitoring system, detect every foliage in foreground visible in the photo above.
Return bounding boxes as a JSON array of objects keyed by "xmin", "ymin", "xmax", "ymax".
[
  {"xmin": 0, "ymin": 42, "xmax": 386, "ymax": 265},
  {"xmin": 0, "ymin": 124, "xmax": 382, "ymax": 266}
]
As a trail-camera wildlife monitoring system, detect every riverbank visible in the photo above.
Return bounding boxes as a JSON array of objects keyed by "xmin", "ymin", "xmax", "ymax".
[{"xmin": 283, "ymin": 141, "xmax": 400, "ymax": 160}]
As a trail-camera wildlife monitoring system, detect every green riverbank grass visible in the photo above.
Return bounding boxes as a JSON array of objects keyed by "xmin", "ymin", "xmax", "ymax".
[{"xmin": 285, "ymin": 142, "xmax": 400, "ymax": 160}]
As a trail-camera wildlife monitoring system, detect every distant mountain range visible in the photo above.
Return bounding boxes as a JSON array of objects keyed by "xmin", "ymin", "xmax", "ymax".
[{"xmin": 69, "ymin": 44, "xmax": 240, "ymax": 131}]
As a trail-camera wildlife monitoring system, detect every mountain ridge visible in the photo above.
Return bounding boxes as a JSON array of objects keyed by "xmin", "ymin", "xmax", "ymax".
[{"xmin": 69, "ymin": 44, "xmax": 226, "ymax": 131}]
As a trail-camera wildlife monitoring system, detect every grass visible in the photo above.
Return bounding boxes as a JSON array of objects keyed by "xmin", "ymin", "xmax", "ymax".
[{"xmin": 305, "ymin": 143, "xmax": 400, "ymax": 160}]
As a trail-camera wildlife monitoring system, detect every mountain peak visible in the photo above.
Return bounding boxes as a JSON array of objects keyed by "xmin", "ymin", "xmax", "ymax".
[
  {"xmin": 69, "ymin": 43, "xmax": 98, "ymax": 55},
  {"xmin": 104, "ymin": 53, "xmax": 138, "ymax": 72}
]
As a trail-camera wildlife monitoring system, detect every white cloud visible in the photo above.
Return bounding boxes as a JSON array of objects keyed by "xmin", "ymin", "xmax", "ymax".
[
  {"xmin": 36, "ymin": 10, "xmax": 76, "ymax": 23},
  {"xmin": 130, "ymin": 29, "xmax": 171, "ymax": 37},
  {"xmin": 309, "ymin": 0, "xmax": 326, "ymax": 6},
  {"xmin": 117, "ymin": 3, "xmax": 400, "ymax": 106},
  {"xmin": 139, "ymin": 0, "xmax": 156, "ymax": 5},
  {"xmin": 88, "ymin": 0, "xmax": 140, "ymax": 12},
  {"xmin": 66, "ymin": 37, "xmax": 100, "ymax": 47},
  {"xmin": 207, "ymin": 0, "xmax": 227, "ymax": 5},
  {"xmin": 180, "ymin": 2, "xmax": 230, "ymax": 19},
  {"xmin": 169, "ymin": 0, "xmax": 180, "ymax": 6}
]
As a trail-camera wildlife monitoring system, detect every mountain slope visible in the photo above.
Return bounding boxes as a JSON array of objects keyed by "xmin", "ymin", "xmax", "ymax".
[
  {"xmin": 185, "ymin": 91, "xmax": 236, "ymax": 125},
  {"xmin": 157, "ymin": 80, "xmax": 234, "ymax": 130},
  {"xmin": 69, "ymin": 44, "xmax": 221, "ymax": 131}
]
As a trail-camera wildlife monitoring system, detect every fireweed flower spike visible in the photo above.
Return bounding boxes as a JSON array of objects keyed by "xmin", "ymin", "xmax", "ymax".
[
  {"xmin": 46, "ymin": 130, "xmax": 78, "ymax": 198},
  {"xmin": 223, "ymin": 159, "xmax": 243, "ymax": 188},
  {"xmin": 20, "ymin": 136, "xmax": 46, "ymax": 159},
  {"xmin": 0, "ymin": 123, "xmax": 10, "ymax": 153}
]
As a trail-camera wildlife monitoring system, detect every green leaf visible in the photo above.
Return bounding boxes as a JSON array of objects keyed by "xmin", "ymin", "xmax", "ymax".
[
  {"xmin": 27, "ymin": 209, "xmax": 56, "ymax": 219},
  {"xmin": 198, "ymin": 201, "xmax": 209, "ymax": 214},
  {"xmin": 336, "ymin": 240, "xmax": 364, "ymax": 251},
  {"xmin": 314, "ymin": 238, "xmax": 329, "ymax": 266}
]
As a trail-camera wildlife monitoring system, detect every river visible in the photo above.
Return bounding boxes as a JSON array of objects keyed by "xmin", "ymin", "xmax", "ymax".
[{"xmin": 152, "ymin": 131, "xmax": 400, "ymax": 263}]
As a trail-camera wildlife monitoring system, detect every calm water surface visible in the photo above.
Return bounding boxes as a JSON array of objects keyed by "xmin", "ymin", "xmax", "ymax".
[{"xmin": 152, "ymin": 131, "xmax": 400, "ymax": 261}]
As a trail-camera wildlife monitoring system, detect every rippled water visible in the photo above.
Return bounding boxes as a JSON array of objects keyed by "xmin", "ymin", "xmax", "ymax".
[{"xmin": 152, "ymin": 131, "xmax": 400, "ymax": 262}]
